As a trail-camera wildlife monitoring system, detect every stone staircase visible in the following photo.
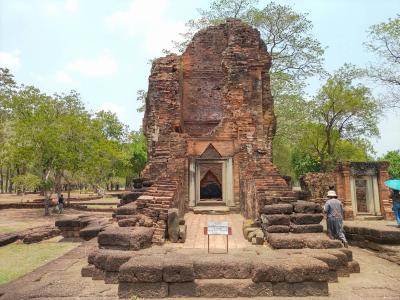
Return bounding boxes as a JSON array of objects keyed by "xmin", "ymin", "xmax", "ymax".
[
  {"xmin": 111, "ymin": 179, "xmax": 180, "ymax": 246},
  {"xmin": 253, "ymin": 177, "xmax": 344, "ymax": 250},
  {"xmin": 193, "ymin": 206, "xmax": 231, "ymax": 214}
]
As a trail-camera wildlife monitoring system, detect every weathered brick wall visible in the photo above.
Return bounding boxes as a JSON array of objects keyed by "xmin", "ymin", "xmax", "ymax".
[
  {"xmin": 142, "ymin": 19, "xmax": 291, "ymax": 221},
  {"xmin": 300, "ymin": 172, "xmax": 336, "ymax": 205}
]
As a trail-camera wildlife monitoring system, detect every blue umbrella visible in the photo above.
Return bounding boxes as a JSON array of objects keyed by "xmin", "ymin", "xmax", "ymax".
[{"xmin": 384, "ymin": 179, "xmax": 400, "ymax": 191}]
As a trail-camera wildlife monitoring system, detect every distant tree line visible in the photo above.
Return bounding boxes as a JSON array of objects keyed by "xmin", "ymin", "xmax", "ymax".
[{"xmin": 0, "ymin": 68, "xmax": 147, "ymax": 214}]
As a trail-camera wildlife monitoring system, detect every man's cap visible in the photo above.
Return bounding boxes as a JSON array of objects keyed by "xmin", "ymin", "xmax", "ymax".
[{"xmin": 327, "ymin": 190, "xmax": 337, "ymax": 197}]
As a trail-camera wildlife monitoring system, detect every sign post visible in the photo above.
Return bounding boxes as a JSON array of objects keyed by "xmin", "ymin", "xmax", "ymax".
[{"xmin": 204, "ymin": 221, "xmax": 231, "ymax": 253}]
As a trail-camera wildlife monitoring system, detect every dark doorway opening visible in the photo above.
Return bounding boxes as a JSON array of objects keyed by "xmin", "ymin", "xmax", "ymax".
[{"xmin": 200, "ymin": 170, "xmax": 222, "ymax": 200}]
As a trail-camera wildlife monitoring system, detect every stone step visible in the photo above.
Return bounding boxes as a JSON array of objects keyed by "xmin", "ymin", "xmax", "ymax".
[
  {"xmin": 354, "ymin": 215, "xmax": 384, "ymax": 221},
  {"xmin": 196, "ymin": 200, "xmax": 226, "ymax": 207},
  {"xmin": 97, "ymin": 227, "xmax": 154, "ymax": 250},
  {"xmin": 267, "ymin": 233, "xmax": 343, "ymax": 249},
  {"xmin": 115, "ymin": 203, "xmax": 137, "ymax": 215},
  {"xmin": 144, "ymin": 191, "xmax": 175, "ymax": 196},
  {"xmin": 193, "ymin": 206, "xmax": 231, "ymax": 214}
]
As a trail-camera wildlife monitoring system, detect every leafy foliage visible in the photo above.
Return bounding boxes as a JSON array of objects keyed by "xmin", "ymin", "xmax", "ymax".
[
  {"xmin": 136, "ymin": 89, "xmax": 147, "ymax": 113},
  {"xmin": 276, "ymin": 65, "xmax": 379, "ymax": 177},
  {"xmin": 173, "ymin": 1, "xmax": 324, "ymax": 97},
  {"xmin": 12, "ymin": 174, "xmax": 41, "ymax": 194},
  {"xmin": 291, "ymin": 150, "xmax": 321, "ymax": 179},
  {"xmin": 0, "ymin": 68, "xmax": 148, "ymax": 206},
  {"xmin": 381, "ymin": 150, "xmax": 400, "ymax": 179},
  {"xmin": 365, "ymin": 15, "xmax": 400, "ymax": 107}
]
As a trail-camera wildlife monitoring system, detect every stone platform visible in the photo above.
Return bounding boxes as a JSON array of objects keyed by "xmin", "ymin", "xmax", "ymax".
[
  {"xmin": 2, "ymin": 239, "xmax": 400, "ymax": 300},
  {"xmin": 344, "ymin": 220, "xmax": 400, "ymax": 244},
  {"xmin": 82, "ymin": 244, "xmax": 359, "ymax": 298},
  {"xmin": 344, "ymin": 220, "xmax": 400, "ymax": 265}
]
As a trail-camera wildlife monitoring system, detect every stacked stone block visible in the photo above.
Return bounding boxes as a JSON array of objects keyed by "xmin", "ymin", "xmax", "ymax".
[
  {"xmin": 260, "ymin": 201, "xmax": 323, "ymax": 234},
  {"xmin": 255, "ymin": 200, "xmax": 345, "ymax": 249},
  {"xmin": 55, "ymin": 215, "xmax": 110, "ymax": 240},
  {"xmin": 81, "ymin": 247, "xmax": 359, "ymax": 298}
]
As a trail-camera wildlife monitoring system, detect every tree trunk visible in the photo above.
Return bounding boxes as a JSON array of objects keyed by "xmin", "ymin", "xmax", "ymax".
[
  {"xmin": 44, "ymin": 192, "xmax": 50, "ymax": 216},
  {"xmin": 125, "ymin": 176, "xmax": 129, "ymax": 191},
  {"xmin": 54, "ymin": 172, "xmax": 62, "ymax": 198},
  {"xmin": 5, "ymin": 167, "xmax": 9, "ymax": 194},
  {"xmin": 43, "ymin": 169, "xmax": 51, "ymax": 216},
  {"xmin": 67, "ymin": 182, "xmax": 71, "ymax": 206},
  {"xmin": 0, "ymin": 166, "xmax": 3, "ymax": 194}
]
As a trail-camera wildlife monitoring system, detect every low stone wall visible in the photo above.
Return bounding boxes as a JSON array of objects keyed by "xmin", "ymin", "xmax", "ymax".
[
  {"xmin": 81, "ymin": 247, "xmax": 359, "ymax": 298},
  {"xmin": 0, "ymin": 203, "xmax": 44, "ymax": 210},
  {"xmin": 55, "ymin": 215, "xmax": 111, "ymax": 240},
  {"xmin": 344, "ymin": 223, "xmax": 400, "ymax": 265},
  {"xmin": 344, "ymin": 224, "xmax": 400, "ymax": 244},
  {"xmin": 0, "ymin": 224, "xmax": 60, "ymax": 247}
]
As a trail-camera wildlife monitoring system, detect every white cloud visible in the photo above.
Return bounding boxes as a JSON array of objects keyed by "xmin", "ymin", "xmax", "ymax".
[
  {"xmin": 55, "ymin": 70, "xmax": 73, "ymax": 83},
  {"xmin": 67, "ymin": 50, "xmax": 118, "ymax": 76},
  {"xmin": 44, "ymin": 0, "xmax": 79, "ymax": 16},
  {"xmin": 104, "ymin": 0, "xmax": 185, "ymax": 55},
  {"xmin": 64, "ymin": 0, "xmax": 79, "ymax": 12},
  {"xmin": 0, "ymin": 50, "xmax": 21, "ymax": 71}
]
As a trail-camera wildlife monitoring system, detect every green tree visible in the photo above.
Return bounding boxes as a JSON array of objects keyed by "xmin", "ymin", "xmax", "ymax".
[
  {"xmin": 381, "ymin": 150, "xmax": 400, "ymax": 178},
  {"xmin": 0, "ymin": 68, "xmax": 18, "ymax": 193},
  {"xmin": 174, "ymin": 1, "xmax": 324, "ymax": 94},
  {"xmin": 293, "ymin": 65, "xmax": 379, "ymax": 173},
  {"xmin": 136, "ymin": 89, "xmax": 147, "ymax": 113},
  {"xmin": 291, "ymin": 149, "xmax": 321, "ymax": 179},
  {"xmin": 246, "ymin": 2, "xmax": 325, "ymax": 86},
  {"xmin": 170, "ymin": 0, "xmax": 326, "ymax": 178},
  {"xmin": 13, "ymin": 174, "xmax": 41, "ymax": 196},
  {"xmin": 365, "ymin": 15, "xmax": 400, "ymax": 107},
  {"xmin": 128, "ymin": 131, "xmax": 147, "ymax": 178},
  {"xmin": 1, "ymin": 69, "xmax": 149, "ymax": 212}
]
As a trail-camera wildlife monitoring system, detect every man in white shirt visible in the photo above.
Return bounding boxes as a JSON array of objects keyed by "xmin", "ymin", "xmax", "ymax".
[{"xmin": 324, "ymin": 190, "xmax": 348, "ymax": 248}]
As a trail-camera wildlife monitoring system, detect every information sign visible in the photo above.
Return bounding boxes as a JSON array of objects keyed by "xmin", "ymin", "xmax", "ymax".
[{"xmin": 207, "ymin": 221, "xmax": 229, "ymax": 235}]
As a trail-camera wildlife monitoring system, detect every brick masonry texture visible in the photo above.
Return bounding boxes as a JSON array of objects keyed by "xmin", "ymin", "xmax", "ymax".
[
  {"xmin": 301, "ymin": 161, "xmax": 394, "ymax": 220},
  {"xmin": 127, "ymin": 19, "xmax": 295, "ymax": 244}
]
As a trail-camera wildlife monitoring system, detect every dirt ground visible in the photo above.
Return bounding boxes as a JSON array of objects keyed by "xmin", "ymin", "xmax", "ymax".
[
  {"xmin": 0, "ymin": 240, "xmax": 399, "ymax": 300},
  {"xmin": 0, "ymin": 192, "xmax": 124, "ymax": 204},
  {"xmin": 0, "ymin": 208, "xmax": 111, "ymax": 234}
]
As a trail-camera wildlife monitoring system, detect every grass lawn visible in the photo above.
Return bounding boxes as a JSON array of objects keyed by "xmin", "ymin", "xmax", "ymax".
[
  {"xmin": 0, "ymin": 237, "xmax": 78, "ymax": 284},
  {"xmin": 0, "ymin": 225, "xmax": 25, "ymax": 234}
]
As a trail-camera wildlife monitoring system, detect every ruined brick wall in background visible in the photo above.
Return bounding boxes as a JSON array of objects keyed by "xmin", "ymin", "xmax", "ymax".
[{"xmin": 300, "ymin": 172, "xmax": 336, "ymax": 205}]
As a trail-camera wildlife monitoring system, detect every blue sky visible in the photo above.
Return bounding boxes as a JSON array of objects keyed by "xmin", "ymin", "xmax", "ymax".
[{"xmin": 0, "ymin": 0, "xmax": 399, "ymax": 156}]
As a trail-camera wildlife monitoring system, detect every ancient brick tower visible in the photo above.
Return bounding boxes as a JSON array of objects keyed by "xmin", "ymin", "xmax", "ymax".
[
  {"xmin": 138, "ymin": 18, "xmax": 293, "ymax": 235},
  {"xmin": 78, "ymin": 21, "xmax": 357, "ymax": 298}
]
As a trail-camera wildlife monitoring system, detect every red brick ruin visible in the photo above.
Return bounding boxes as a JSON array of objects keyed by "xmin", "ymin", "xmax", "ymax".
[
  {"xmin": 76, "ymin": 21, "xmax": 361, "ymax": 298},
  {"xmin": 301, "ymin": 162, "xmax": 394, "ymax": 220},
  {"xmin": 138, "ymin": 19, "xmax": 294, "ymax": 242}
]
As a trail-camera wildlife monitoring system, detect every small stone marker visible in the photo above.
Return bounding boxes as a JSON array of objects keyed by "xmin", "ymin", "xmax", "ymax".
[{"xmin": 204, "ymin": 221, "xmax": 231, "ymax": 253}]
